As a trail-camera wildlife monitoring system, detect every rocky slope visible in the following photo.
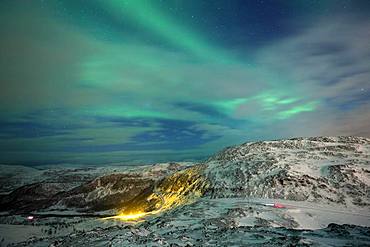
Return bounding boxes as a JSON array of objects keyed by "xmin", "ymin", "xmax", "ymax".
[{"xmin": 204, "ymin": 136, "xmax": 370, "ymax": 207}]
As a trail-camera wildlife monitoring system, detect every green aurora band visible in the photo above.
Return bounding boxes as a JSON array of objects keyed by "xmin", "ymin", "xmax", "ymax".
[{"xmin": 87, "ymin": 0, "xmax": 319, "ymax": 120}]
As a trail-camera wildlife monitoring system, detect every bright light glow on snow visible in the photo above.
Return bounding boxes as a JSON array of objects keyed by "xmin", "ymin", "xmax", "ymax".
[
  {"xmin": 103, "ymin": 211, "xmax": 152, "ymax": 221},
  {"xmin": 105, "ymin": 165, "xmax": 208, "ymax": 222}
]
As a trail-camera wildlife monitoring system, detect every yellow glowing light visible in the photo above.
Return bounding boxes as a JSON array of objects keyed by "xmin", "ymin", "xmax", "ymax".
[
  {"xmin": 103, "ymin": 211, "xmax": 152, "ymax": 221},
  {"xmin": 105, "ymin": 165, "xmax": 209, "ymax": 222}
]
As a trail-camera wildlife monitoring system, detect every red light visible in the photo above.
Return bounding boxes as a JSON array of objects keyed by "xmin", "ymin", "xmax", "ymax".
[{"xmin": 273, "ymin": 203, "xmax": 285, "ymax": 208}]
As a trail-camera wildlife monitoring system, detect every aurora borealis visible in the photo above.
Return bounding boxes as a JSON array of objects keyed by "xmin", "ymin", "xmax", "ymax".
[{"xmin": 0, "ymin": 0, "xmax": 369, "ymax": 165}]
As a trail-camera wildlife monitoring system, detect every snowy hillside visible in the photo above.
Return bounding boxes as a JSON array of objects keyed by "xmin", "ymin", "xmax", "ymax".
[
  {"xmin": 0, "ymin": 136, "xmax": 369, "ymax": 246},
  {"xmin": 204, "ymin": 136, "xmax": 370, "ymax": 207}
]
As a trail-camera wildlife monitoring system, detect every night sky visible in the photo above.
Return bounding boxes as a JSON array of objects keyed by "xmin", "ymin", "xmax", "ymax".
[{"xmin": 1, "ymin": 0, "xmax": 370, "ymax": 165}]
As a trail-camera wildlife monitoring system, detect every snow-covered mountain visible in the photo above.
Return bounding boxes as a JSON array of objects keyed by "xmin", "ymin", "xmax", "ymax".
[
  {"xmin": 0, "ymin": 136, "xmax": 369, "ymax": 246},
  {"xmin": 203, "ymin": 136, "xmax": 370, "ymax": 207}
]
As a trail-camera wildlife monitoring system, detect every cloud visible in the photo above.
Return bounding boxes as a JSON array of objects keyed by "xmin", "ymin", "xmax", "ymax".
[
  {"xmin": 317, "ymin": 103, "xmax": 370, "ymax": 137},
  {"xmin": 0, "ymin": 3, "xmax": 99, "ymax": 111},
  {"xmin": 0, "ymin": 2, "xmax": 369, "ymax": 165},
  {"xmin": 254, "ymin": 15, "xmax": 370, "ymax": 136},
  {"xmin": 257, "ymin": 15, "xmax": 370, "ymax": 103}
]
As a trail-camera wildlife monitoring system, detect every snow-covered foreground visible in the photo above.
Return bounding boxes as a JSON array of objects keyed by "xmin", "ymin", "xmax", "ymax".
[{"xmin": 1, "ymin": 197, "xmax": 369, "ymax": 246}]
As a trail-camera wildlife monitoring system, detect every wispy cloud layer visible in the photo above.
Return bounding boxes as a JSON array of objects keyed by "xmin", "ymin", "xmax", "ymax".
[{"xmin": 0, "ymin": 1, "xmax": 369, "ymax": 164}]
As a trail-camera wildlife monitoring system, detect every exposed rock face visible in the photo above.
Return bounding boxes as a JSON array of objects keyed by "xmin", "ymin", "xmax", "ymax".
[
  {"xmin": 204, "ymin": 136, "xmax": 370, "ymax": 207},
  {"xmin": 117, "ymin": 164, "xmax": 209, "ymax": 215},
  {"xmin": 0, "ymin": 182, "xmax": 68, "ymax": 212},
  {"xmin": 58, "ymin": 174, "xmax": 156, "ymax": 211}
]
